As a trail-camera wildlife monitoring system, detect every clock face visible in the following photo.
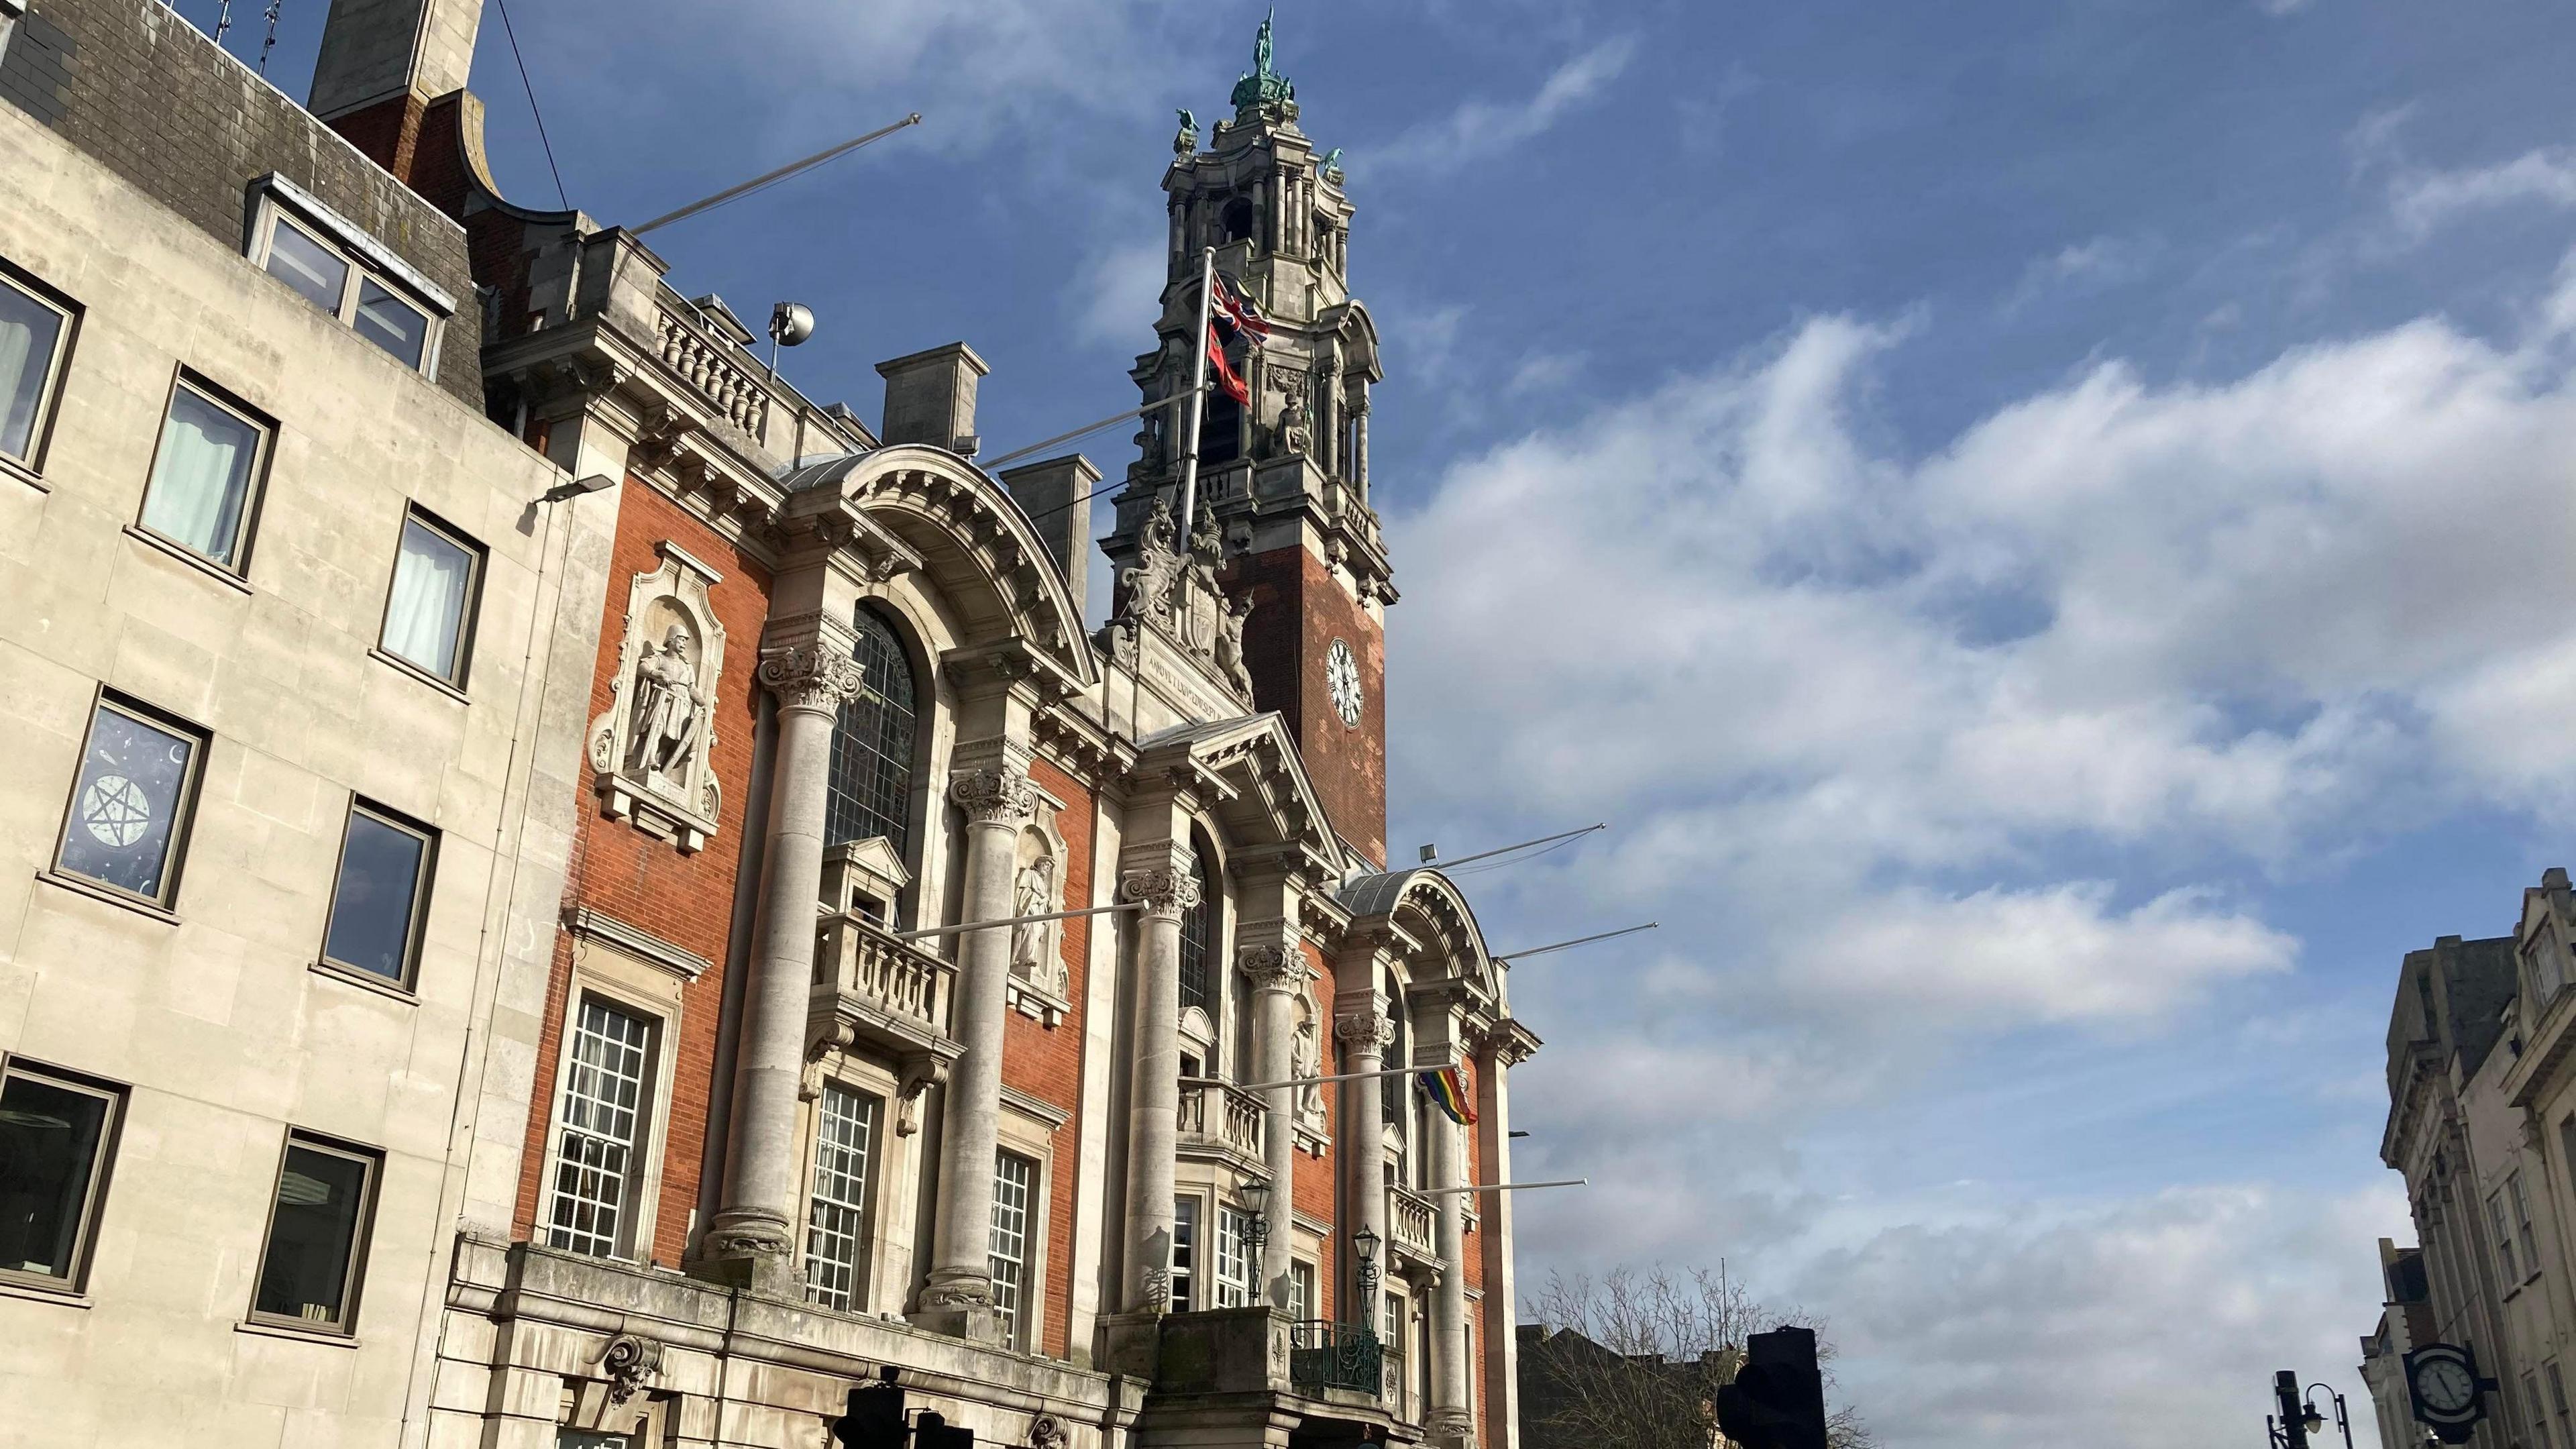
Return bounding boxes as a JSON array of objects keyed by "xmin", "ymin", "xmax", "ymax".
[
  {"xmin": 1326, "ymin": 638, "xmax": 1363, "ymax": 727},
  {"xmin": 2414, "ymin": 1354, "xmax": 2477, "ymax": 1414}
]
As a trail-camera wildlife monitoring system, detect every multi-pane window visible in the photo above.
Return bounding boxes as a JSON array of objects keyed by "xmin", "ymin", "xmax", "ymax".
[
  {"xmin": 140, "ymin": 376, "xmax": 268, "ymax": 572},
  {"xmin": 1178, "ymin": 845, "xmax": 1216, "ymax": 1018},
  {"xmin": 0, "ymin": 268, "xmax": 70, "ymax": 467},
  {"xmin": 252, "ymin": 1134, "xmax": 378, "ymax": 1332},
  {"xmin": 254, "ymin": 209, "xmax": 439, "ymax": 372},
  {"xmin": 2550, "ymin": 1361, "xmax": 2573, "ymax": 1449},
  {"xmin": 1171, "ymin": 1194, "xmax": 1199, "ymax": 1313},
  {"xmin": 2513, "ymin": 1171, "xmax": 2543, "ymax": 1280},
  {"xmin": 546, "ymin": 998, "xmax": 655, "ymax": 1258},
  {"xmin": 804, "ymin": 1083, "xmax": 878, "ymax": 1312},
  {"xmin": 55, "ymin": 695, "xmax": 205, "ymax": 907},
  {"xmin": 321, "ymin": 801, "xmax": 434, "ymax": 985},
  {"xmin": 2491, "ymin": 1189, "xmax": 2520, "ymax": 1284},
  {"xmin": 379, "ymin": 508, "xmax": 483, "ymax": 685},
  {"xmin": 989, "ymin": 1152, "xmax": 1034, "ymax": 1347},
  {"xmin": 1291, "ymin": 1258, "xmax": 1317, "ymax": 1324},
  {"xmin": 0, "ymin": 1062, "xmax": 121, "ymax": 1286},
  {"xmin": 2530, "ymin": 1373, "xmax": 2554, "ymax": 1449},
  {"xmin": 1214, "ymin": 1204, "xmax": 1255, "ymax": 1307},
  {"xmin": 825, "ymin": 606, "xmax": 916, "ymax": 853}
]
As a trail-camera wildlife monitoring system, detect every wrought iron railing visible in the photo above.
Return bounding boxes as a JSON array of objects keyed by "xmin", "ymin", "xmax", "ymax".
[{"xmin": 1288, "ymin": 1320, "xmax": 1383, "ymax": 1397}]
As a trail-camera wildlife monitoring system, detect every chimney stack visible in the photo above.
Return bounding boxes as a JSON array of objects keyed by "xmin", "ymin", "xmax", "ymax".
[
  {"xmin": 998, "ymin": 455, "xmax": 1099, "ymax": 620},
  {"xmin": 876, "ymin": 343, "xmax": 989, "ymax": 456},
  {"xmin": 309, "ymin": 0, "xmax": 484, "ymax": 181}
]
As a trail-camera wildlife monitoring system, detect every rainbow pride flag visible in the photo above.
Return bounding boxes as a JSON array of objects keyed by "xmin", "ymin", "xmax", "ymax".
[{"xmin": 1418, "ymin": 1063, "xmax": 1477, "ymax": 1126}]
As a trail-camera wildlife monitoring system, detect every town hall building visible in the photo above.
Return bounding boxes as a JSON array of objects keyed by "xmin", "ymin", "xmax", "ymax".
[{"xmin": 0, "ymin": 2, "xmax": 1541, "ymax": 1447}]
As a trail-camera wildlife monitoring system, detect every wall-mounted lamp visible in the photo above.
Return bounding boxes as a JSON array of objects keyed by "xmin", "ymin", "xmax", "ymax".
[{"xmin": 540, "ymin": 473, "xmax": 616, "ymax": 504}]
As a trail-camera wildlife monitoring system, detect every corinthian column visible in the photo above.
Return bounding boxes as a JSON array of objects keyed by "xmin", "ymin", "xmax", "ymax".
[
  {"xmin": 913, "ymin": 766, "xmax": 1036, "ymax": 1340},
  {"xmin": 1336, "ymin": 1006, "xmax": 1393, "ymax": 1325},
  {"xmin": 705, "ymin": 641, "xmax": 863, "ymax": 1294},
  {"xmin": 1244, "ymin": 943, "xmax": 1304, "ymax": 1304},
  {"xmin": 1119, "ymin": 861, "xmax": 1199, "ymax": 1313},
  {"xmin": 1428, "ymin": 1108, "xmax": 1472, "ymax": 1442}
]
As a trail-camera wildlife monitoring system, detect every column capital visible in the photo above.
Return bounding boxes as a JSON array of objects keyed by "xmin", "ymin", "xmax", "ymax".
[
  {"xmin": 1335, "ymin": 1008, "xmax": 1394, "ymax": 1050},
  {"xmin": 948, "ymin": 767, "xmax": 1037, "ymax": 826},
  {"xmin": 757, "ymin": 642, "xmax": 866, "ymax": 713},
  {"xmin": 1239, "ymin": 943, "xmax": 1305, "ymax": 995},
  {"xmin": 1120, "ymin": 864, "xmax": 1202, "ymax": 920}
]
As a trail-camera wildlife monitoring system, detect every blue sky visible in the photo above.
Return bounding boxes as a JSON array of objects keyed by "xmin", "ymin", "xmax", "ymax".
[{"xmin": 199, "ymin": 0, "xmax": 2576, "ymax": 1440}]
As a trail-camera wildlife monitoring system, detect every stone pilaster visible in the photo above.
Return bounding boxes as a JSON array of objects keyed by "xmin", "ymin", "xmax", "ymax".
[
  {"xmin": 702, "ymin": 640, "xmax": 863, "ymax": 1295},
  {"xmin": 910, "ymin": 765, "xmax": 1037, "ymax": 1342}
]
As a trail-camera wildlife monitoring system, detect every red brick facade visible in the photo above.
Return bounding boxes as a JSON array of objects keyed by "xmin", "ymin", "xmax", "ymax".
[
  {"xmin": 1228, "ymin": 546, "xmax": 1387, "ymax": 867},
  {"xmin": 1012, "ymin": 756, "xmax": 1096, "ymax": 1358},
  {"xmin": 513, "ymin": 482, "xmax": 774, "ymax": 1269}
]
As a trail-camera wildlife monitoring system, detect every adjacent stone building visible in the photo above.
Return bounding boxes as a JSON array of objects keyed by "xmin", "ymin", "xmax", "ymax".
[
  {"xmin": 2377, "ymin": 879, "xmax": 2576, "ymax": 1449},
  {"xmin": 0, "ymin": 4, "xmax": 1540, "ymax": 1447}
]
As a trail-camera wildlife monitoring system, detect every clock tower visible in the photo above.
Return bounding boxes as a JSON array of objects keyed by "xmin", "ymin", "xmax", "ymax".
[{"xmin": 1104, "ymin": 17, "xmax": 1396, "ymax": 865}]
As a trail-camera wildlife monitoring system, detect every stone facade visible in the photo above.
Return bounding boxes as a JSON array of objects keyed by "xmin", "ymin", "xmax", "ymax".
[{"xmin": 0, "ymin": 6, "xmax": 1540, "ymax": 1449}]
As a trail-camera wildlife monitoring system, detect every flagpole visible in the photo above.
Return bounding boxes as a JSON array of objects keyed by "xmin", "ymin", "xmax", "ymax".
[{"xmin": 1178, "ymin": 246, "xmax": 1215, "ymax": 541}]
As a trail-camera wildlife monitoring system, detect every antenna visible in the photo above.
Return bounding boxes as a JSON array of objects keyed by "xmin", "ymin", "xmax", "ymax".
[{"xmin": 258, "ymin": 0, "xmax": 282, "ymax": 74}]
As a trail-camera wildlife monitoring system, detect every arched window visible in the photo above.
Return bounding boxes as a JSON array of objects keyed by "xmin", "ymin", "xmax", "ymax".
[
  {"xmin": 1383, "ymin": 972, "xmax": 1408, "ymax": 1130},
  {"xmin": 1178, "ymin": 840, "xmax": 1217, "ymax": 1019},
  {"xmin": 1221, "ymin": 197, "xmax": 1256, "ymax": 244},
  {"xmin": 825, "ymin": 606, "xmax": 918, "ymax": 855}
]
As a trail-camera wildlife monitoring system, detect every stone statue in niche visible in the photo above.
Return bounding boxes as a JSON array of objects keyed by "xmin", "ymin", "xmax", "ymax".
[
  {"xmin": 1010, "ymin": 854, "xmax": 1055, "ymax": 981},
  {"xmin": 589, "ymin": 542, "xmax": 728, "ymax": 853},
  {"xmin": 1214, "ymin": 592, "xmax": 1254, "ymax": 698},
  {"xmin": 625, "ymin": 625, "xmax": 702, "ymax": 778},
  {"xmin": 1293, "ymin": 1002, "xmax": 1324, "ymax": 1127}
]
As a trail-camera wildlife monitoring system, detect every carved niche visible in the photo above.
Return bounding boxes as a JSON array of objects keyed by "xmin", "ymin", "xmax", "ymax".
[
  {"xmin": 589, "ymin": 542, "xmax": 727, "ymax": 852},
  {"xmin": 1007, "ymin": 791, "xmax": 1075, "ymax": 1026}
]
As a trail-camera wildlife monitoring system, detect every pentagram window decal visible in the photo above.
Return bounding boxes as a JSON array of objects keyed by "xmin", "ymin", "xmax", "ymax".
[{"xmin": 55, "ymin": 696, "xmax": 204, "ymax": 907}]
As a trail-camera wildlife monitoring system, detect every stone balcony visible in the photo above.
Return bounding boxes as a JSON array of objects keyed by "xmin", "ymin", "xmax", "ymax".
[
  {"xmin": 807, "ymin": 904, "xmax": 961, "ymax": 1106},
  {"xmin": 1389, "ymin": 1184, "xmax": 1436, "ymax": 1267},
  {"xmin": 1177, "ymin": 1078, "xmax": 1267, "ymax": 1171},
  {"xmin": 1132, "ymin": 1307, "xmax": 1417, "ymax": 1444}
]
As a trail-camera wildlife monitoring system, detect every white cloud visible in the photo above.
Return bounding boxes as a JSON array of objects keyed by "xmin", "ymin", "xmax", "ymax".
[
  {"xmin": 1794, "ymin": 1185, "xmax": 2406, "ymax": 1449},
  {"xmin": 1071, "ymin": 238, "xmax": 1167, "ymax": 351},
  {"xmin": 2002, "ymin": 235, "xmax": 2155, "ymax": 313},
  {"xmin": 1393, "ymin": 268, "xmax": 2576, "ymax": 1034},
  {"xmin": 2390, "ymin": 146, "xmax": 2576, "ymax": 239},
  {"xmin": 1360, "ymin": 36, "xmax": 1638, "ymax": 174}
]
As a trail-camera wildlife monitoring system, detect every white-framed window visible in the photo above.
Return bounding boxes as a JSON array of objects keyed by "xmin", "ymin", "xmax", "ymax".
[
  {"xmin": 55, "ymin": 692, "xmax": 207, "ymax": 908},
  {"xmin": 0, "ymin": 261, "xmax": 73, "ymax": 470},
  {"xmin": 1214, "ymin": 1204, "xmax": 1255, "ymax": 1307},
  {"xmin": 139, "ymin": 372, "xmax": 270, "ymax": 574},
  {"xmin": 803, "ymin": 1082, "xmax": 879, "ymax": 1312},
  {"xmin": 250, "ymin": 204, "xmax": 443, "ymax": 373},
  {"xmin": 545, "ymin": 996, "xmax": 657, "ymax": 1258},
  {"xmin": 2491, "ymin": 1189, "xmax": 2520, "ymax": 1284},
  {"xmin": 2512, "ymin": 1171, "xmax": 2543, "ymax": 1281},
  {"xmin": 378, "ymin": 506, "xmax": 484, "ymax": 686},
  {"xmin": 990, "ymin": 1151, "xmax": 1036, "ymax": 1347},
  {"xmin": 1171, "ymin": 1194, "xmax": 1200, "ymax": 1313},
  {"xmin": 250, "ymin": 1132, "xmax": 379, "ymax": 1333},
  {"xmin": 320, "ymin": 799, "xmax": 435, "ymax": 986},
  {"xmin": 1291, "ymin": 1258, "xmax": 1317, "ymax": 1324},
  {"xmin": 0, "ymin": 1058, "xmax": 122, "ymax": 1289}
]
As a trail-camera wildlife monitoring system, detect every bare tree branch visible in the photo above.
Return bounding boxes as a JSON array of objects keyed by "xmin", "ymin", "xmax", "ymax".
[{"xmin": 1521, "ymin": 1265, "xmax": 1876, "ymax": 1449}]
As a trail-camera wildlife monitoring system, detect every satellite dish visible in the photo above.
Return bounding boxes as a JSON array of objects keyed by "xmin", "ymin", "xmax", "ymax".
[{"xmin": 769, "ymin": 302, "xmax": 816, "ymax": 348}]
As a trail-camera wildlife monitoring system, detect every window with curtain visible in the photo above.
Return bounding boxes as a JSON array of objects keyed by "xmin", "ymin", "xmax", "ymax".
[
  {"xmin": 826, "ymin": 607, "xmax": 918, "ymax": 854},
  {"xmin": 140, "ymin": 379, "xmax": 265, "ymax": 570},
  {"xmin": 380, "ymin": 508, "xmax": 482, "ymax": 683},
  {"xmin": 0, "ymin": 271, "xmax": 69, "ymax": 465},
  {"xmin": 1179, "ymin": 843, "xmax": 1216, "ymax": 1018}
]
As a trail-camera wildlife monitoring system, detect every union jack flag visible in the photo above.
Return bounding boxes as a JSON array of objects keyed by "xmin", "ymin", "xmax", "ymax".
[{"xmin": 1211, "ymin": 269, "xmax": 1271, "ymax": 343}]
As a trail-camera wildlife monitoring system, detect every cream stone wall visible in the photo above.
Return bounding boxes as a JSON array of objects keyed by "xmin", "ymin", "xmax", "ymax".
[{"xmin": 0, "ymin": 83, "xmax": 609, "ymax": 1449}]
